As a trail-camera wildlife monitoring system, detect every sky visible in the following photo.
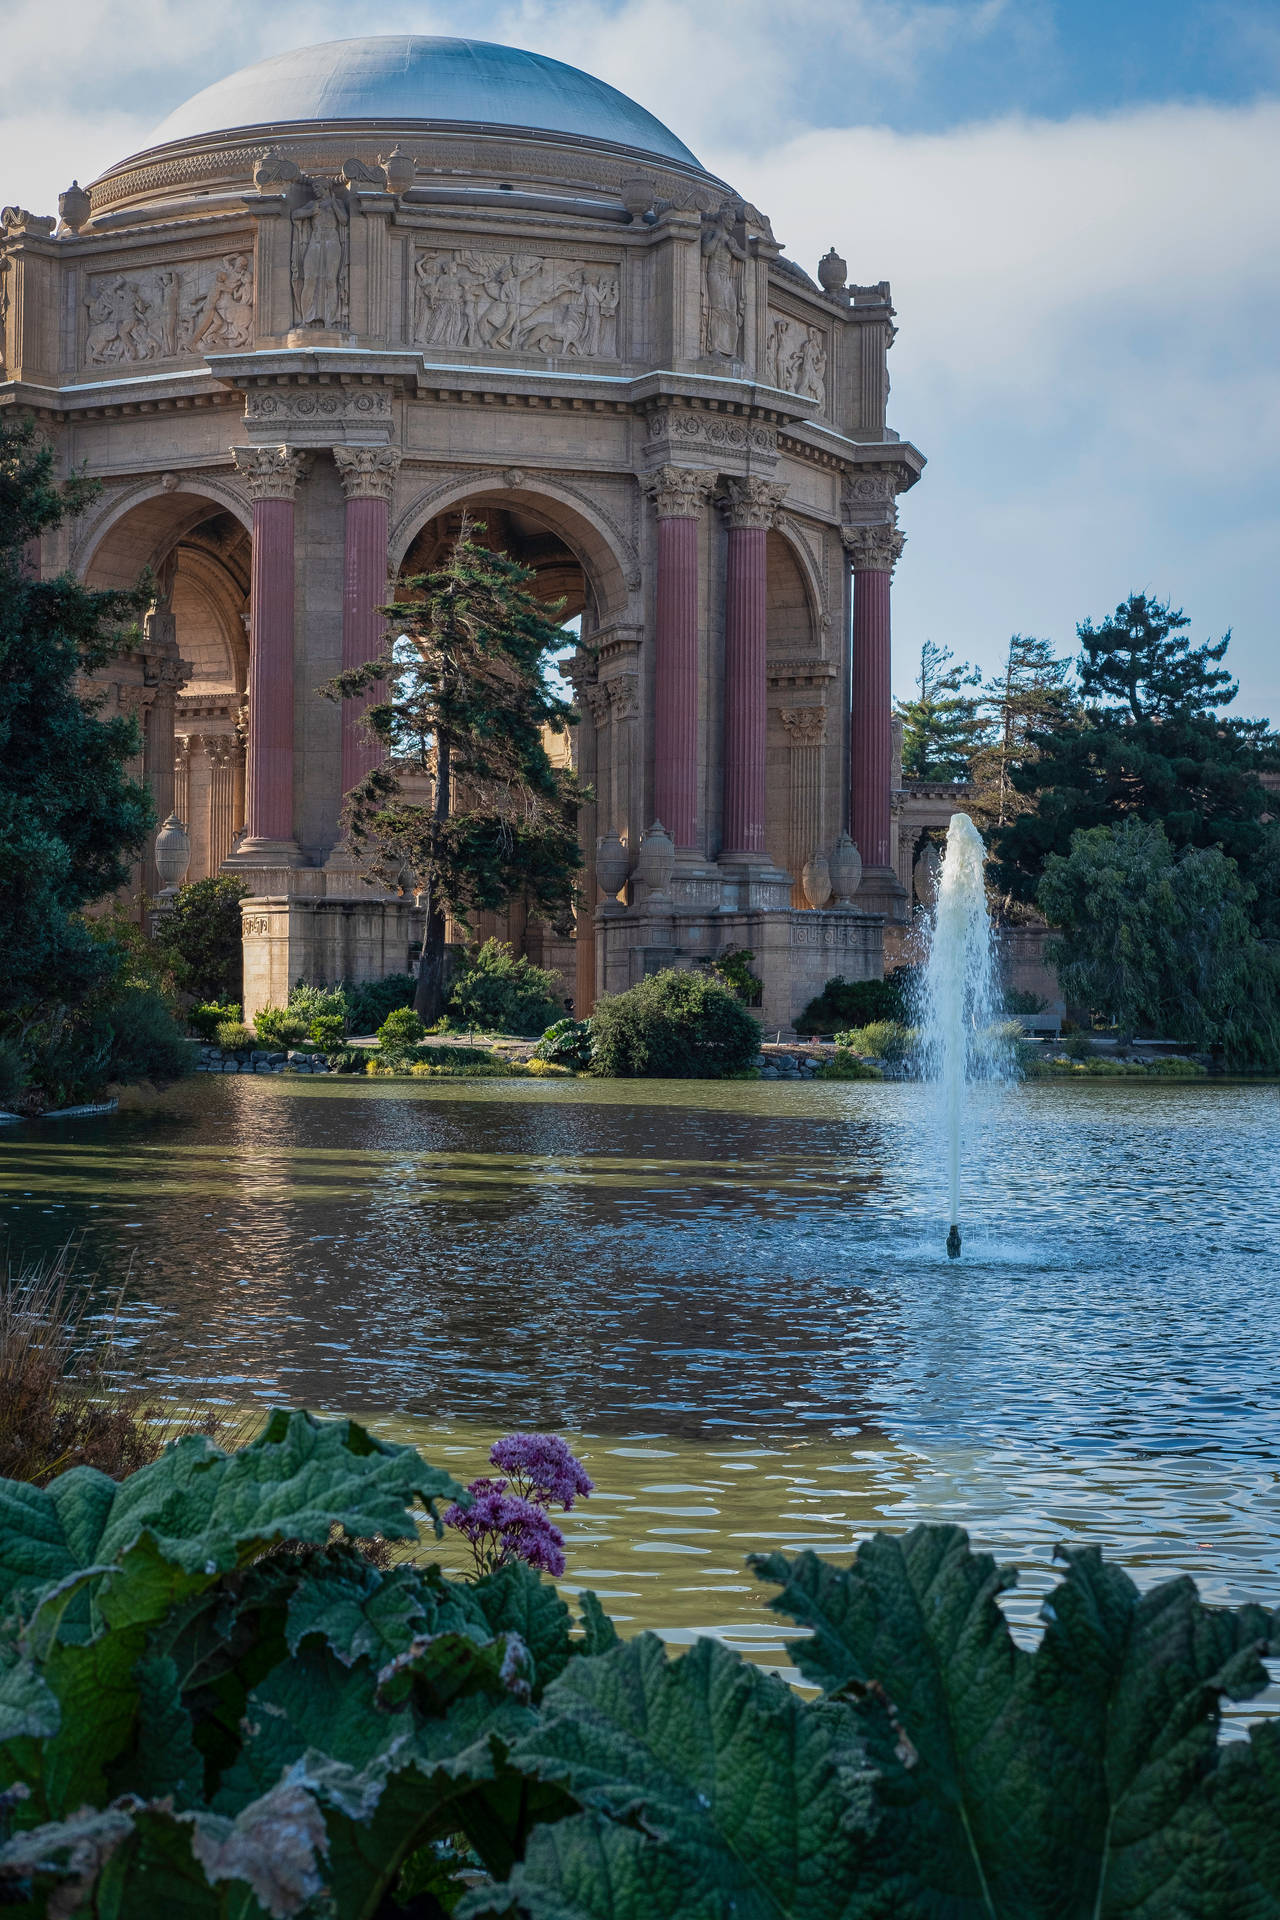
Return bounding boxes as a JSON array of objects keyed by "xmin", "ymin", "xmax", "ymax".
[{"xmin": 3, "ymin": 0, "xmax": 1277, "ymax": 717}]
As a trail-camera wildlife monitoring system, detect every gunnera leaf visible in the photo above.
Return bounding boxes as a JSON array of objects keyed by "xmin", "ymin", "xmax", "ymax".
[
  {"xmin": 468, "ymin": 1631, "xmax": 875, "ymax": 1919},
  {"xmin": 0, "ymin": 1649, "xmax": 59, "ymax": 1745},
  {"xmin": 577, "ymin": 1592, "xmax": 620, "ymax": 1658},
  {"xmin": 469, "ymin": 1561, "xmax": 575, "ymax": 1699},
  {"xmin": 284, "ymin": 1552, "xmax": 430, "ymax": 1668}
]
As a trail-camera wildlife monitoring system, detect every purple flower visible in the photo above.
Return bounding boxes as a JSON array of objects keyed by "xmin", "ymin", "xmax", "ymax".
[
  {"xmin": 488, "ymin": 1433, "xmax": 594, "ymax": 1511},
  {"xmin": 446, "ymin": 1477, "xmax": 567, "ymax": 1579}
]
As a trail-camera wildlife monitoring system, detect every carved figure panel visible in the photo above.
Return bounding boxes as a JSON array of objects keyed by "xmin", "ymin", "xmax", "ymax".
[
  {"xmin": 764, "ymin": 313, "xmax": 826, "ymax": 406},
  {"xmin": 290, "ymin": 179, "xmax": 350, "ymax": 330},
  {"xmin": 413, "ymin": 249, "xmax": 620, "ymax": 358},
  {"xmin": 700, "ymin": 205, "xmax": 749, "ymax": 359},
  {"xmin": 84, "ymin": 253, "xmax": 254, "ymax": 365}
]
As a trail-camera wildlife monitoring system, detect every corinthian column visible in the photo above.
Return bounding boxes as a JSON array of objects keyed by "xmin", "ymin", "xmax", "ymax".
[
  {"xmin": 842, "ymin": 522, "xmax": 904, "ymax": 876},
  {"xmin": 642, "ymin": 465, "xmax": 716, "ymax": 850},
  {"xmin": 333, "ymin": 446, "xmax": 402, "ymax": 795},
  {"xmin": 718, "ymin": 477, "xmax": 786, "ymax": 858},
  {"xmin": 231, "ymin": 445, "xmax": 309, "ymax": 862}
]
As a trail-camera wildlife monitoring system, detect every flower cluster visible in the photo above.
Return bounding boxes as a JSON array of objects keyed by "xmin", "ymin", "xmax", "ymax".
[{"xmin": 445, "ymin": 1432, "xmax": 593, "ymax": 1581}]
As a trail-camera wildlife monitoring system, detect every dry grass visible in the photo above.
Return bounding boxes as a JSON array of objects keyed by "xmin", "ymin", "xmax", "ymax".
[{"xmin": 0, "ymin": 1240, "xmax": 230, "ymax": 1486}]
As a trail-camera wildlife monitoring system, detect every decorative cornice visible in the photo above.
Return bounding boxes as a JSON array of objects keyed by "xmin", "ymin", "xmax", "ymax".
[
  {"xmin": 231, "ymin": 445, "xmax": 309, "ymax": 501},
  {"xmin": 641, "ymin": 463, "xmax": 717, "ymax": 520},
  {"xmin": 646, "ymin": 408, "xmax": 778, "ymax": 458},
  {"xmin": 843, "ymin": 465, "xmax": 914, "ymax": 507},
  {"xmin": 333, "ymin": 445, "xmax": 403, "ymax": 501},
  {"xmin": 841, "ymin": 523, "xmax": 905, "ymax": 573},
  {"xmin": 718, "ymin": 476, "xmax": 787, "ymax": 531}
]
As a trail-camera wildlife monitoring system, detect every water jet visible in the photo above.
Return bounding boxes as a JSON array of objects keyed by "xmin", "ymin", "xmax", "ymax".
[{"xmin": 946, "ymin": 1225, "xmax": 962, "ymax": 1258}]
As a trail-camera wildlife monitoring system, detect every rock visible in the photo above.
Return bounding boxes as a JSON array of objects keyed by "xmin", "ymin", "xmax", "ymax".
[{"xmin": 760, "ymin": 1067, "xmax": 779, "ymax": 1079}]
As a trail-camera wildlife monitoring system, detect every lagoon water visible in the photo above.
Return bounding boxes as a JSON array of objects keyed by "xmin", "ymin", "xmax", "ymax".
[{"xmin": 3, "ymin": 1075, "xmax": 1278, "ymax": 1669}]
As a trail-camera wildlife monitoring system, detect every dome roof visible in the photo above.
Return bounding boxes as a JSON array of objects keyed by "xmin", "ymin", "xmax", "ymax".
[{"xmin": 147, "ymin": 35, "xmax": 703, "ymax": 169}]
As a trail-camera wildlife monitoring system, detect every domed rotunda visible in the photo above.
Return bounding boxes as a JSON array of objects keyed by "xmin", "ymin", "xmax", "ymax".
[{"xmin": 0, "ymin": 35, "xmax": 923, "ymax": 1027}]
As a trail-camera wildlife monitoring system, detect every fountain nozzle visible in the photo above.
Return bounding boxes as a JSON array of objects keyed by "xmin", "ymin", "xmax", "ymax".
[{"xmin": 946, "ymin": 1225, "xmax": 962, "ymax": 1259}]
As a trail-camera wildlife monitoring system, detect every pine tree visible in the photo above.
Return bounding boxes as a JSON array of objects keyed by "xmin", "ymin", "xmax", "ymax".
[
  {"xmin": 895, "ymin": 641, "xmax": 988, "ymax": 783},
  {"xmin": 326, "ymin": 518, "xmax": 587, "ymax": 1024},
  {"xmin": 968, "ymin": 633, "xmax": 1075, "ymax": 833},
  {"xmin": 0, "ymin": 416, "xmax": 153, "ymax": 1021}
]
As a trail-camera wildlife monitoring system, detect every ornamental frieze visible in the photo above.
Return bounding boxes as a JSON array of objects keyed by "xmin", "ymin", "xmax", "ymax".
[
  {"xmin": 245, "ymin": 387, "xmax": 392, "ymax": 427},
  {"xmin": 84, "ymin": 253, "xmax": 254, "ymax": 366},
  {"xmin": 413, "ymin": 249, "xmax": 619, "ymax": 358},
  {"xmin": 645, "ymin": 411, "xmax": 777, "ymax": 455},
  {"xmin": 763, "ymin": 313, "xmax": 826, "ymax": 407}
]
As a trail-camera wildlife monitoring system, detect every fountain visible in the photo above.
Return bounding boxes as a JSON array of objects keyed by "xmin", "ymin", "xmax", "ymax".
[{"xmin": 918, "ymin": 812, "xmax": 1005, "ymax": 1256}]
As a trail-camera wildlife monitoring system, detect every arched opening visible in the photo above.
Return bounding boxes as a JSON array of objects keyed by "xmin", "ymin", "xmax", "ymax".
[
  {"xmin": 764, "ymin": 528, "xmax": 823, "ymax": 903},
  {"xmin": 83, "ymin": 490, "xmax": 250, "ymax": 892}
]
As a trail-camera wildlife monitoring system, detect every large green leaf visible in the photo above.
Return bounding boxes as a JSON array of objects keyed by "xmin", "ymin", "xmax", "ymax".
[
  {"xmin": 755, "ymin": 1529, "xmax": 1280, "ymax": 1918},
  {"xmin": 469, "ymin": 1561, "xmax": 575, "ymax": 1699},
  {"xmin": 469, "ymin": 1631, "xmax": 875, "ymax": 1919},
  {"xmin": 0, "ymin": 1648, "xmax": 58, "ymax": 1745}
]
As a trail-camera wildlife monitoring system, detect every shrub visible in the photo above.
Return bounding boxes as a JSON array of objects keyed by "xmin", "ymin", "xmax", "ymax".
[
  {"xmin": 0, "ymin": 1038, "xmax": 24, "ymax": 1109},
  {"xmin": 287, "ymin": 982, "xmax": 352, "ymax": 1031},
  {"xmin": 1003, "ymin": 986, "xmax": 1050, "ymax": 1015},
  {"xmin": 795, "ymin": 965, "xmax": 918, "ymax": 1034},
  {"xmin": 214, "ymin": 1019, "xmax": 254, "ymax": 1053},
  {"xmin": 150, "ymin": 875, "xmax": 249, "ymax": 1003},
  {"xmin": 699, "ymin": 946, "xmax": 762, "ymax": 1004},
  {"xmin": 1059, "ymin": 1032, "xmax": 1097, "ymax": 1060},
  {"xmin": 527, "ymin": 1057, "xmax": 570, "ymax": 1076},
  {"xmin": 835, "ymin": 1019, "xmax": 917, "ymax": 1064},
  {"xmin": 814, "ymin": 1049, "xmax": 884, "ymax": 1081},
  {"xmin": 344, "ymin": 971, "xmax": 417, "ymax": 1034},
  {"xmin": 0, "ymin": 1427, "xmax": 1276, "ymax": 1919},
  {"xmin": 252, "ymin": 1003, "xmax": 306, "ymax": 1049},
  {"xmin": 328, "ymin": 1047, "xmax": 367, "ymax": 1074},
  {"xmin": 308, "ymin": 1012, "xmax": 347, "ymax": 1053},
  {"xmin": 590, "ymin": 968, "xmax": 762, "ymax": 1078},
  {"xmin": 535, "ymin": 1016, "xmax": 593, "ymax": 1069},
  {"xmin": 446, "ymin": 939, "xmax": 564, "ymax": 1035},
  {"xmin": 376, "ymin": 1006, "xmax": 427, "ymax": 1063},
  {"xmin": 188, "ymin": 1000, "xmax": 240, "ymax": 1043},
  {"xmin": 1146, "ymin": 1055, "xmax": 1207, "ymax": 1076},
  {"xmin": 98, "ymin": 984, "xmax": 192, "ymax": 1086}
]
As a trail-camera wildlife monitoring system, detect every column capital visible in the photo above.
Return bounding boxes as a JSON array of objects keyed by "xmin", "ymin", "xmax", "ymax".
[
  {"xmin": 780, "ymin": 704, "xmax": 827, "ymax": 747},
  {"xmin": 232, "ymin": 445, "xmax": 310, "ymax": 502},
  {"xmin": 841, "ymin": 522, "xmax": 905, "ymax": 573},
  {"xmin": 333, "ymin": 445, "xmax": 403, "ymax": 502},
  {"xmin": 642, "ymin": 464, "xmax": 717, "ymax": 520},
  {"xmin": 717, "ymin": 477, "xmax": 787, "ymax": 531}
]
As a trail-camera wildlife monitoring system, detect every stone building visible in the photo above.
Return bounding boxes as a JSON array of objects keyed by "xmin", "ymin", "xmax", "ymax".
[{"xmin": 0, "ymin": 34, "xmax": 924, "ymax": 1028}]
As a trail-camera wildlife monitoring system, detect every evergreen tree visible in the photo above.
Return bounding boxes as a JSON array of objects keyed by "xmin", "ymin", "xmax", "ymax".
[
  {"xmin": 994, "ymin": 593, "xmax": 1280, "ymax": 933},
  {"xmin": 968, "ymin": 633, "xmax": 1075, "ymax": 833},
  {"xmin": 895, "ymin": 642, "xmax": 988, "ymax": 783},
  {"xmin": 326, "ymin": 518, "xmax": 587, "ymax": 1023},
  {"xmin": 0, "ymin": 416, "xmax": 153, "ymax": 1022}
]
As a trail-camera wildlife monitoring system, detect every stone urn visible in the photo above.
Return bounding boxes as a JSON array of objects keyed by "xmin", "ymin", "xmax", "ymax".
[
  {"xmin": 380, "ymin": 146, "xmax": 415, "ymax": 194},
  {"xmin": 802, "ymin": 851, "xmax": 832, "ymax": 909},
  {"xmin": 153, "ymin": 812, "xmax": 191, "ymax": 893},
  {"xmin": 829, "ymin": 832, "xmax": 862, "ymax": 906},
  {"xmin": 595, "ymin": 831, "xmax": 629, "ymax": 900},
  {"xmin": 58, "ymin": 180, "xmax": 91, "ymax": 233},
  {"xmin": 635, "ymin": 821, "xmax": 675, "ymax": 897},
  {"xmin": 620, "ymin": 176, "xmax": 656, "ymax": 222},
  {"xmin": 818, "ymin": 246, "xmax": 847, "ymax": 293}
]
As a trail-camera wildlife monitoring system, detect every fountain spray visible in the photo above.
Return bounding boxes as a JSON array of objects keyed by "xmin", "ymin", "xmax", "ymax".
[{"xmin": 919, "ymin": 813, "xmax": 1002, "ymax": 1257}]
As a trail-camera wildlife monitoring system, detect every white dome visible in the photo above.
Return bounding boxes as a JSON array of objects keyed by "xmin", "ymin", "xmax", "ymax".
[{"xmin": 148, "ymin": 35, "xmax": 703, "ymax": 169}]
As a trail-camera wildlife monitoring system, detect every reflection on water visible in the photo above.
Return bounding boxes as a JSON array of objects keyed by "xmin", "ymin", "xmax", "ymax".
[{"xmin": 2, "ymin": 1075, "xmax": 1278, "ymax": 1653}]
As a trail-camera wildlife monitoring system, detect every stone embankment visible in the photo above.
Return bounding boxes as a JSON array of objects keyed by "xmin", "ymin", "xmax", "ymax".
[
  {"xmin": 756, "ymin": 1042, "xmax": 837, "ymax": 1080},
  {"xmin": 194, "ymin": 1045, "xmax": 336, "ymax": 1075}
]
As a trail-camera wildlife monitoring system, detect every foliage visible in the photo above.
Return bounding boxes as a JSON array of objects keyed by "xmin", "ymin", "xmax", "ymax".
[
  {"xmin": 895, "ymin": 640, "xmax": 988, "ymax": 783},
  {"xmin": 0, "ymin": 1243, "xmax": 222, "ymax": 1488},
  {"xmin": 188, "ymin": 1002, "xmax": 241, "ymax": 1043},
  {"xmin": 526, "ymin": 1058, "xmax": 570, "ymax": 1077},
  {"xmin": 13, "ymin": 972, "xmax": 191, "ymax": 1114},
  {"xmin": 323, "ymin": 518, "xmax": 587, "ymax": 1022},
  {"xmin": 589, "ymin": 969, "xmax": 762, "ymax": 1079},
  {"xmin": 328, "ymin": 1047, "xmax": 367, "ymax": 1075},
  {"xmin": 251, "ymin": 1004, "xmax": 306, "ymax": 1049},
  {"xmin": 0, "ymin": 417, "xmax": 153, "ymax": 1029},
  {"xmin": 376, "ymin": 1006, "xmax": 427, "ymax": 1064},
  {"xmin": 285, "ymin": 984, "xmax": 351, "ymax": 1031},
  {"xmin": 1038, "ymin": 818, "xmax": 1280, "ymax": 1065},
  {"xmin": 214, "ymin": 1020, "xmax": 254, "ymax": 1054},
  {"xmin": 95, "ymin": 984, "xmax": 192, "ymax": 1087},
  {"xmin": 151, "ymin": 876, "xmax": 250, "ymax": 1005},
  {"xmin": 813, "ymin": 1050, "xmax": 884, "ymax": 1081},
  {"xmin": 698, "ymin": 946, "xmax": 762, "ymax": 1005},
  {"xmin": 534, "ymin": 1017, "xmax": 594, "ymax": 1069},
  {"xmin": 309, "ymin": 1013, "xmax": 347, "ymax": 1053},
  {"xmin": 994, "ymin": 594, "xmax": 1280, "ymax": 937},
  {"xmin": 343, "ymin": 972, "xmax": 416, "ymax": 1034},
  {"xmin": 968, "ymin": 633, "xmax": 1076, "ymax": 835},
  {"xmin": 795, "ymin": 967, "xmax": 917, "ymax": 1035},
  {"xmin": 835, "ymin": 1019, "xmax": 917, "ymax": 1064},
  {"xmin": 0, "ymin": 1039, "xmax": 24, "ymax": 1109},
  {"xmin": 0, "ymin": 1416, "xmax": 1276, "ymax": 1918},
  {"xmin": 1002, "ymin": 986, "xmax": 1049, "ymax": 1015},
  {"xmin": 446, "ymin": 940, "xmax": 564, "ymax": 1036}
]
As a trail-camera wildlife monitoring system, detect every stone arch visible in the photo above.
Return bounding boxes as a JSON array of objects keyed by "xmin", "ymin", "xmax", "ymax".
[
  {"xmin": 74, "ymin": 474, "xmax": 251, "ymax": 584},
  {"xmin": 767, "ymin": 521, "xmax": 823, "ymax": 653},
  {"xmin": 390, "ymin": 473, "xmax": 635, "ymax": 625}
]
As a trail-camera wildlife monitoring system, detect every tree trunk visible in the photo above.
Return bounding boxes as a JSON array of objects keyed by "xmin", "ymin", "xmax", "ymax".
[{"xmin": 413, "ymin": 738, "xmax": 451, "ymax": 1025}]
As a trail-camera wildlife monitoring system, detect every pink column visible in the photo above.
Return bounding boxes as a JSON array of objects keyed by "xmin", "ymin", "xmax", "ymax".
[
  {"xmin": 719, "ymin": 478, "xmax": 786, "ymax": 857},
  {"xmin": 845, "ymin": 524, "xmax": 904, "ymax": 872},
  {"xmin": 646, "ymin": 466, "xmax": 714, "ymax": 849},
  {"xmin": 232, "ymin": 446, "xmax": 308, "ymax": 856},
  {"xmin": 334, "ymin": 448, "xmax": 401, "ymax": 796}
]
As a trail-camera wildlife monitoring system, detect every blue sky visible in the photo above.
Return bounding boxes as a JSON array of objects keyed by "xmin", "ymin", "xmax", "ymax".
[{"xmin": 2, "ymin": 0, "xmax": 1276, "ymax": 716}]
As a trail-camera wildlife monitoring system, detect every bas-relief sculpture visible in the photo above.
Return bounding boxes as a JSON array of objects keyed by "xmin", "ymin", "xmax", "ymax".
[
  {"xmin": 764, "ymin": 313, "xmax": 826, "ymax": 406},
  {"xmin": 290, "ymin": 178, "xmax": 349, "ymax": 330},
  {"xmin": 700, "ymin": 205, "xmax": 749, "ymax": 359},
  {"xmin": 413, "ymin": 250, "xmax": 620, "ymax": 358},
  {"xmin": 84, "ymin": 254, "xmax": 254, "ymax": 365}
]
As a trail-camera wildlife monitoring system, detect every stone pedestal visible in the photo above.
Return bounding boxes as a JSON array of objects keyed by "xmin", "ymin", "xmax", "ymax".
[{"xmin": 240, "ymin": 894, "xmax": 424, "ymax": 1019}]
